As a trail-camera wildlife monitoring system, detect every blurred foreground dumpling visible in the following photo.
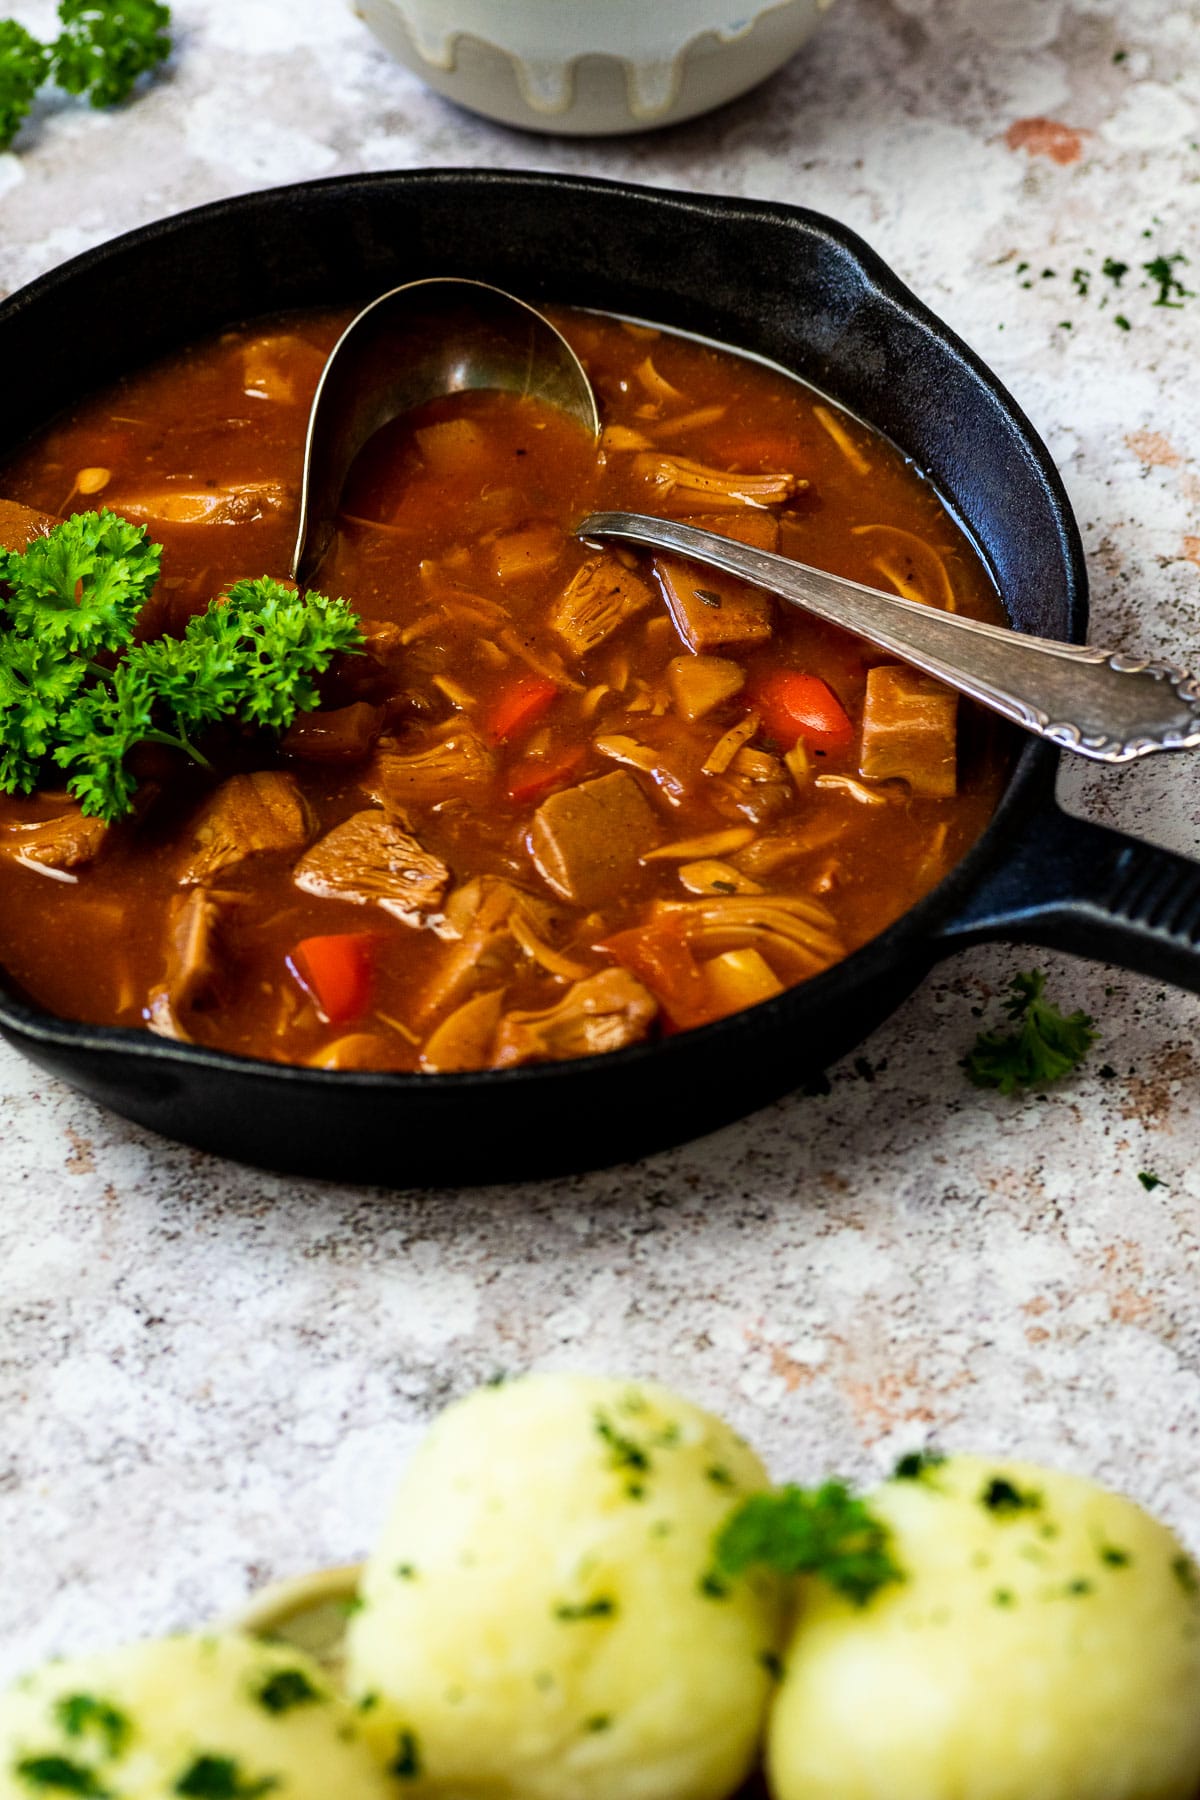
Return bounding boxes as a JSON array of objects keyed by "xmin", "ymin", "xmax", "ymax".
[
  {"xmin": 767, "ymin": 1452, "xmax": 1200, "ymax": 1800},
  {"xmin": 0, "ymin": 1632, "xmax": 394, "ymax": 1799},
  {"xmin": 347, "ymin": 1372, "xmax": 783, "ymax": 1800}
]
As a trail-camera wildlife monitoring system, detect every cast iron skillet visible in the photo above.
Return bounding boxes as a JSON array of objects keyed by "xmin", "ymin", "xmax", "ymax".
[{"xmin": 1, "ymin": 169, "xmax": 1198, "ymax": 1185}]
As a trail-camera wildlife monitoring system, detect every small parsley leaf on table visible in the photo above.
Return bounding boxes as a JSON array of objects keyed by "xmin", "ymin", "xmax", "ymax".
[{"xmin": 963, "ymin": 969, "xmax": 1096, "ymax": 1095}]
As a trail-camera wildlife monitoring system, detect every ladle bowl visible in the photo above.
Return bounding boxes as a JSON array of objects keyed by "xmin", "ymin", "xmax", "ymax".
[{"xmin": 291, "ymin": 277, "xmax": 599, "ymax": 587}]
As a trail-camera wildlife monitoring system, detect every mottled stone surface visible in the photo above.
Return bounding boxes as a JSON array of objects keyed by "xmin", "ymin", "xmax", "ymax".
[{"xmin": 1, "ymin": 0, "xmax": 1198, "ymax": 1678}]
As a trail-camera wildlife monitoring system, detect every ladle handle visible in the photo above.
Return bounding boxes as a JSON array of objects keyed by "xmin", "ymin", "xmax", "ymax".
[{"xmin": 579, "ymin": 512, "xmax": 1200, "ymax": 765}]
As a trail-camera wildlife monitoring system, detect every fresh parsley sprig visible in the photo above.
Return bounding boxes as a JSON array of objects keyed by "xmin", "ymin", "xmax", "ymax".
[
  {"xmin": 0, "ymin": 510, "xmax": 362, "ymax": 823},
  {"xmin": 0, "ymin": 0, "xmax": 171, "ymax": 151},
  {"xmin": 53, "ymin": 0, "xmax": 171, "ymax": 110},
  {"xmin": 964, "ymin": 969, "xmax": 1096, "ymax": 1095},
  {"xmin": 0, "ymin": 20, "xmax": 49, "ymax": 149},
  {"xmin": 713, "ymin": 1481, "xmax": 902, "ymax": 1607}
]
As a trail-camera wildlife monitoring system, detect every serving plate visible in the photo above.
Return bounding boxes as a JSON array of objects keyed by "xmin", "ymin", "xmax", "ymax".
[{"xmin": 1, "ymin": 169, "xmax": 1198, "ymax": 1185}]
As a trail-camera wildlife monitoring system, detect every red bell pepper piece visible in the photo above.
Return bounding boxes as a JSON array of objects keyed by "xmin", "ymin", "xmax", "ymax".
[
  {"xmin": 289, "ymin": 933, "xmax": 375, "ymax": 1024},
  {"xmin": 484, "ymin": 675, "xmax": 559, "ymax": 744},
  {"xmin": 604, "ymin": 918, "xmax": 714, "ymax": 1032},
  {"xmin": 505, "ymin": 747, "xmax": 584, "ymax": 806},
  {"xmin": 751, "ymin": 671, "xmax": 853, "ymax": 751}
]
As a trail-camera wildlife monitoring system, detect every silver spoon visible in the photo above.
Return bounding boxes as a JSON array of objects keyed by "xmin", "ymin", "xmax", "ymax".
[
  {"xmin": 577, "ymin": 512, "xmax": 1200, "ymax": 765},
  {"xmin": 291, "ymin": 278, "xmax": 599, "ymax": 588},
  {"xmin": 293, "ymin": 283, "xmax": 1199, "ymax": 764}
]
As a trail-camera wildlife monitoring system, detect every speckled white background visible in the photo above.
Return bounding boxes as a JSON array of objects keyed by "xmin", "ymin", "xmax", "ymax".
[{"xmin": 2, "ymin": 0, "xmax": 1199, "ymax": 1679}]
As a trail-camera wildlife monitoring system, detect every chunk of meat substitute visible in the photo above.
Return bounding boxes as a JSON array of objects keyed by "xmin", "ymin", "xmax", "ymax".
[
  {"xmin": 0, "ymin": 498, "xmax": 57, "ymax": 553},
  {"xmin": 492, "ymin": 968, "xmax": 657, "ymax": 1067},
  {"xmin": 859, "ymin": 663, "xmax": 958, "ymax": 798},
  {"xmin": 1, "ymin": 809, "xmax": 107, "ymax": 878},
  {"xmin": 365, "ymin": 722, "xmax": 495, "ymax": 810},
  {"xmin": 145, "ymin": 888, "xmax": 233, "ymax": 1038},
  {"xmin": 655, "ymin": 556, "xmax": 773, "ymax": 653},
  {"xmin": 528, "ymin": 769, "xmax": 662, "ymax": 907},
  {"xmin": 549, "ymin": 556, "xmax": 654, "ymax": 658},
  {"xmin": 179, "ymin": 772, "xmax": 314, "ymax": 886},
  {"xmin": 294, "ymin": 810, "xmax": 451, "ymax": 927}
]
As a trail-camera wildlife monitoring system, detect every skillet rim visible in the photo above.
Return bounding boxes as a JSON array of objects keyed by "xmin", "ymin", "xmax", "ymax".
[{"xmin": 0, "ymin": 167, "xmax": 1086, "ymax": 1094}]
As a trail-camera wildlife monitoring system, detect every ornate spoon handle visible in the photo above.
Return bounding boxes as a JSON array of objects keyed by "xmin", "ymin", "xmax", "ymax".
[{"xmin": 578, "ymin": 511, "xmax": 1200, "ymax": 765}]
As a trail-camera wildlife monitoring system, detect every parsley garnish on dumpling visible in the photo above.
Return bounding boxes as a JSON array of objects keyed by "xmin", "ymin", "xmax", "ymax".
[{"xmin": 714, "ymin": 1481, "xmax": 903, "ymax": 1607}]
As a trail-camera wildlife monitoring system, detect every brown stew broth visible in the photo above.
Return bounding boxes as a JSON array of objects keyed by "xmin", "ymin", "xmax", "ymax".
[{"xmin": 0, "ymin": 307, "xmax": 1007, "ymax": 1071}]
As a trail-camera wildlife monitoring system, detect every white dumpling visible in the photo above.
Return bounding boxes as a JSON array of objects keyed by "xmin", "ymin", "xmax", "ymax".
[
  {"xmin": 0, "ymin": 1632, "xmax": 394, "ymax": 1799},
  {"xmin": 767, "ymin": 1452, "xmax": 1200, "ymax": 1800},
  {"xmin": 347, "ymin": 1372, "xmax": 783, "ymax": 1800}
]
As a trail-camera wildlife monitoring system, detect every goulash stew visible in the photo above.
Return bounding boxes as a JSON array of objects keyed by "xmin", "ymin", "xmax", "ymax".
[{"xmin": 0, "ymin": 308, "xmax": 1007, "ymax": 1072}]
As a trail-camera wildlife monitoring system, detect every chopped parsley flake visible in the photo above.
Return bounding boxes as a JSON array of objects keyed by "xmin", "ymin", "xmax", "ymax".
[
  {"xmin": 594, "ymin": 1411, "xmax": 650, "ymax": 1476},
  {"xmin": 705, "ymin": 1465, "xmax": 735, "ymax": 1488},
  {"xmin": 254, "ymin": 1668, "xmax": 322, "ymax": 1715},
  {"xmin": 14, "ymin": 1757, "xmax": 109, "ymax": 1796},
  {"xmin": 993, "ymin": 1588, "xmax": 1016, "ymax": 1608},
  {"xmin": 394, "ymin": 1563, "xmax": 418, "ymax": 1580},
  {"xmin": 173, "ymin": 1757, "xmax": 279, "ymax": 1798},
  {"xmin": 892, "ymin": 1449, "xmax": 946, "ymax": 1481},
  {"xmin": 1172, "ymin": 1554, "xmax": 1200, "ymax": 1599},
  {"xmin": 1144, "ymin": 252, "xmax": 1192, "ymax": 308},
  {"xmin": 715, "ymin": 1482, "xmax": 902, "ymax": 1607},
  {"xmin": 55, "ymin": 1695, "xmax": 129, "ymax": 1760},
  {"xmin": 584, "ymin": 1716, "xmax": 612, "ymax": 1733},
  {"xmin": 1065, "ymin": 1577, "xmax": 1094, "ymax": 1597},
  {"xmin": 389, "ymin": 1732, "xmax": 422, "ymax": 1780},
  {"xmin": 981, "ymin": 1476, "xmax": 1042, "ymax": 1516},
  {"xmin": 699, "ymin": 1571, "xmax": 730, "ymax": 1600},
  {"xmin": 1100, "ymin": 1545, "xmax": 1131, "ymax": 1568},
  {"xmin": 1137, "ymin": 1171, "xmax": 1163, "ymax": 1191},
  {"xmin": 554, "ymin": 1596, "xmax": 616, "ymax": 1622}
]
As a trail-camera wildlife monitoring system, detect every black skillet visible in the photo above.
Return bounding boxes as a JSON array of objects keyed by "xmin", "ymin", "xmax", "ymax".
[{"xmin": 1, "ymin": 169, "xmax": 1198, "ymax": 1185}]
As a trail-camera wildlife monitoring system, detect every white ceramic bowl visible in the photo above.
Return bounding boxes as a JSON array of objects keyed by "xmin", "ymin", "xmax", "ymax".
[{"xmin": 352, "ymin": 0, "xmax": 839, "ymax": 135}]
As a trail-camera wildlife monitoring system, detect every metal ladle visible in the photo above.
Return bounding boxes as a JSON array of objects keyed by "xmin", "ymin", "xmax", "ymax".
[{"xmin": 294, "ymin": 283, "xmax": 1200, "ymax": 765}]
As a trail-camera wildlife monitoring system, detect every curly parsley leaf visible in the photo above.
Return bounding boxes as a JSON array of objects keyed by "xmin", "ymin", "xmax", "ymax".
[
  {"xmin": 166, "ymin": 577, "xmax": 362, "ymax": 732},
  {"xmin": 52, "ymin": 0, "xmax": 171, "ymax": 109},
  {"xmin": 714, "ymin": 1481, "xmax": 903, "ymax": 1607},
  {"xmin": 51, "ymin": 662, "xmax": 160, "ymax": 821},
  {"xmin": 2, "ymin": 509, "xmax": 160, "ymax": 655},
  {"xmin": 0, "ymin": 515, "xmax": 362, "ymax": 822},
  {"xmin": 963, "ymin": 969, "xmax": 1096, "ymax": 1095},
  {"xmin": 0, "ymin": 636, "xmax": 89, "ymax": 794},
  {"xmin": 0, "ymin": 19, "xmax": 50, "ymax": 150}
]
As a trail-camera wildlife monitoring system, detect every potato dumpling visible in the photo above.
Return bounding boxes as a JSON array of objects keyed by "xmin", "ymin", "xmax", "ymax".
[
  {"xmin": 767, "ymin": 1452, "xmax": 1200, "ymax": 1800},
  {"xmin": 0, "ymin": 1632, "xmax": 394, "ymax": 1799},
  {"xmin": 347, "ymin": 1372, "xmax": 783, "ymax": 1800}
]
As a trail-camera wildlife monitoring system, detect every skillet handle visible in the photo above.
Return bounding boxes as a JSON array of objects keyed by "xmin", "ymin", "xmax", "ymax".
[{"xmin": 939, "ymin": 803, "xmax": 1200, "ymax": 993}]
